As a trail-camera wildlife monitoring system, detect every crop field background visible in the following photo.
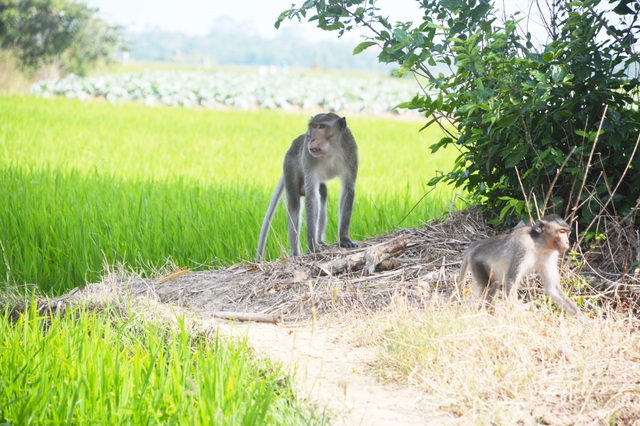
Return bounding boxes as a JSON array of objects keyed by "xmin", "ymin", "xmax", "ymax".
[
  {"xmin": 31, "ymin": 69, "xmax": 421, "ymax": 115},
  {"xmin": 0, "ymin": 91, "xmax": 458, "ymax": 295}
]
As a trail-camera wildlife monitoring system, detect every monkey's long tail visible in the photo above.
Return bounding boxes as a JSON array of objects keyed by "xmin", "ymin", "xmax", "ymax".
[
  {"xmin": 451, "ymin": 257, "xmax": 469, "ymax": 302},
  {"xmin": 256, "ymin": 177, "xmax": 284, "ymax": 262}
]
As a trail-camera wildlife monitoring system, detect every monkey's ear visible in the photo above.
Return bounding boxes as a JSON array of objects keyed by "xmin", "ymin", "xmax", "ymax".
[
  {"xmin": 339, "ymin": 117, "xmax": 347, "ymax": 130},
  {"xmin": 531, "ymin": 219, "xmax": 544, "ymax": 235}
]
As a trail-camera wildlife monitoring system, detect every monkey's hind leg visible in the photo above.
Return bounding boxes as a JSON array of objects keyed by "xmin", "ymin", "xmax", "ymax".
[
  {"xmin": 285, "ymin": 193, "xmax": 302, "ymax": 257},
  {"xmin": 470, "ymin": 263, "xmax": 490, "ymax": 299},
  {"xmin": 471, "ymin": 264, "xmax": 499, "ymax": 312},
  {"xmin": 317, "ymin": 183, "xmax": 329, "ymax": 247}
]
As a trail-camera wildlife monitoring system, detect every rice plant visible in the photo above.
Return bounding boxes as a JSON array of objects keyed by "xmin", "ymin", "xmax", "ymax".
[{"xmin": 0, "ymin": 303, "xmax": 327, "ymax": 424}]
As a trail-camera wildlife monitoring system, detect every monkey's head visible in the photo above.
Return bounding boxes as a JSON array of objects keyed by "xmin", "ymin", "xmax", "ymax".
[
  {"xmin": 306, "ymin": 113, "xmax": 347, "ymax": 157},
  {"xmin": 531, "ymin": 214, "xmax": 571, "ymax": 252}
]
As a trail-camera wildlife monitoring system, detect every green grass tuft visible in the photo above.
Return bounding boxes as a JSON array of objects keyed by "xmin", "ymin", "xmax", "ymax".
[{"xmin": 0, "ymin": 303, "xmax": 327, "ymax": 424}]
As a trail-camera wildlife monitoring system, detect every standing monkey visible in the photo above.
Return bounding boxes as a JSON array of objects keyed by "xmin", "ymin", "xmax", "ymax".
[
  {"xmin": 456, "ymin": 214, "xmax": 579, "ymax": 315},
  {"xmin": 256, "ymin": 112, "xmax": 358, "ymax": 262}
]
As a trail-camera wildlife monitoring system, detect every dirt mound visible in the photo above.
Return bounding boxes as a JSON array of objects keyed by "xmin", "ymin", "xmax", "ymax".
[
  {"xmin": 84, "ymin": 209, "xmax": 487, "ymax": 323},
  {"xmin": 49, "ymin": 208, "xmax": 640, "ymax": 323}
]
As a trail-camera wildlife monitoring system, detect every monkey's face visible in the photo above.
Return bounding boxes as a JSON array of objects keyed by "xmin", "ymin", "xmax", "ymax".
[
  {"xmin": 552, "ymin": 226, "xmax": 571, "ymax": 252},
  {"xmin": 535, "ymin": 215, "xmax": 571, "ymax": 253},
  {"xmin": 307, "ymin": 121, "xmax": 337, "ymax": 157}
]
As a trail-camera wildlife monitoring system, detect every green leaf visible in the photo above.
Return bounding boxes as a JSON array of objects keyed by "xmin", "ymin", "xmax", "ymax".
[
  {"xmin": 504, "ymin": 144, "xmax": 529, "ymax": 168},
  {"xmin": 613, "ymin": 0, "xmax": 635, "ymax": 15},
  {"xmin": 551, "ymin": 65, "xmax": 568, "ymax": 83},
  {"xmin": 542, "ymin": 51, "xmax": 554, "ymax": 62},
  {"xmin": 352, "ymin": 41, "xmax": 377, "ymax": 55}
]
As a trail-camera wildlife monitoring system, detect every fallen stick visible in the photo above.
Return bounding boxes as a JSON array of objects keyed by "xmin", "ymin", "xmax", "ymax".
[
  {"xmin": 316, "ymin": 235, "xmax": 411, "ymax": 276},
  {"xmin": 213, "ymin": 311, "xmax": 281, "ymax": 323},
  {"xmin": 155, "ymin": 268, "xmax": 189, "ymax": 285}
]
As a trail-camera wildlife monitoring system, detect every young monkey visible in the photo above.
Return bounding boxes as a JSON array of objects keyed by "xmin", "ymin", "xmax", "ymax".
[
  {"xmin": 256, "ymin": 112, "xmax": 358, "ymax": 262},
  {"xmin": 456, "ymin": 214, "xmax": 579, "ymax": 315}
]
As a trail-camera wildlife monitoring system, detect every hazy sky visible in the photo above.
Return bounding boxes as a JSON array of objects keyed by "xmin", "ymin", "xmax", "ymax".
[
  {"xmin": 85, "ymin": 0, "xmax": 540, "ymax": 40},
  {"xmin": 85, "ymin": 0, "xmax": 417, "ymax": 38}
]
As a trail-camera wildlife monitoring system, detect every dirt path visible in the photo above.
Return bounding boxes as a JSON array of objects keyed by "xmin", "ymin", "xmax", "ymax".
[{"xmin": 217, "ymin": 319, "xmax": 455, "ymax": 425}]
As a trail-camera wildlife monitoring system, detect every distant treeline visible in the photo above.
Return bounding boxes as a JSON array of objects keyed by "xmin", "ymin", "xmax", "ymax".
[{"xmin": 126, "ymin": 17, "xmax": 389, "ymax": 72}]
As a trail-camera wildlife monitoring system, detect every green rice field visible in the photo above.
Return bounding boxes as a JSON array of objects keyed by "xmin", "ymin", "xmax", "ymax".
[{"xmin": 0, "ymin": 94, "xmax": 457, "ymax": 295}]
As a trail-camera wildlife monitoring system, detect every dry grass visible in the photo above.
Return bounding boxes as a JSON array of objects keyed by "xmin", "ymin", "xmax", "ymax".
[{"xmin": 356, "ymin": 297, "xmax": 640, "ymax": 424}]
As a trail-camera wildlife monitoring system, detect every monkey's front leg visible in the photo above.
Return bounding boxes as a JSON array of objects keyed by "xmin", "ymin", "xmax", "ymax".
[
  {"xmin": 544, "ymin": 282, "xmax": 579, "ymax": 315},
  {"xmin": 538, "ymin": 264, "xmax": 579, "ymax": 315},
  {"xmin": 338, "ymin": 183, "xmax": 357, "ymax": 248}
]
